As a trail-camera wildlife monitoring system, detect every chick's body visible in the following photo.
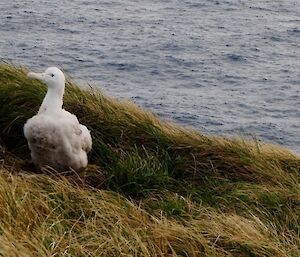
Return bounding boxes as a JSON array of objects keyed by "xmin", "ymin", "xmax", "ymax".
[{"xmin": 24, "ymin": 67, "xmax": 92, "ymax": 171}]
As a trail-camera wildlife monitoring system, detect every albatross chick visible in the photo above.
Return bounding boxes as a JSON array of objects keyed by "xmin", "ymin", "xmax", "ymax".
[{"xmin": 24, "ymin": 67, "xmax": 92, "ymax": 171}]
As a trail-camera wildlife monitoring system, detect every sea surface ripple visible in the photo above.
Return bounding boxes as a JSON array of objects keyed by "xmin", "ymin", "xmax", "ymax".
[{"xmin": 0, "ymin": 0, "xmax": 299, "ymax": 153}]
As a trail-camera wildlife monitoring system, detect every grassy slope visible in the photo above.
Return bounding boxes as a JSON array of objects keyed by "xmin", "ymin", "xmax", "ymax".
[{"xmin": 0, "ymin": 63, "xmax": 299, "ymax": 256}]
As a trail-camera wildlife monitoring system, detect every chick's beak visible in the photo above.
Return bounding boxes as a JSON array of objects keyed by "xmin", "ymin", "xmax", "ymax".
[{"xmin": 27, "ymin": 72, "xmax": 45, "ymax": 81}]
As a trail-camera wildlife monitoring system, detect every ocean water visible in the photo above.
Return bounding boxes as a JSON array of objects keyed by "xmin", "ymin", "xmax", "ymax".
[{"xmin": 0, "ymin": 0, "xmax": 299, "ymax": 153}]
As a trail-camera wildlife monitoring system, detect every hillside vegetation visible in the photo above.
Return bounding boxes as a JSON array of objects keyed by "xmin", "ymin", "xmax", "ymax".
[{"xmin": 0, "ymin": 63, "xmax": 299, "ymax": 256}]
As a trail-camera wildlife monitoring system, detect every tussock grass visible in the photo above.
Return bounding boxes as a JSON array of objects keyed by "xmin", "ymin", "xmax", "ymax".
[{"xmin": 0, "ymin": 63, "xmax": 299, "ymax": 256}]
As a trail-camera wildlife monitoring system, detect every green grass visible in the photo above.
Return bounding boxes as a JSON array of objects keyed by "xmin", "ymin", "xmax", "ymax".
[{"xmin": 0, "ymin": 63, "xmax": 299, "ymax": 256}]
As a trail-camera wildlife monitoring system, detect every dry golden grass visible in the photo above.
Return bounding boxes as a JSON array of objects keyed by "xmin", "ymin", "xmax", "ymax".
[{"xmin": 0, "ymin": 167, "xmax": 297, "ymax": 257}]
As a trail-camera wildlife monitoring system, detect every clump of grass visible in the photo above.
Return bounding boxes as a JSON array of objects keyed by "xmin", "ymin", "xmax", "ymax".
[
  {"xmin": 107, "ymin": 148, "xmax": 171, "ymax": 197},
  {"xmin": 0, "ymin": 169, "xmax": 296, "ymax": 257},
  {"xmin": 0, "ymin": 63, "xmax": 299, "ymax": 256}
]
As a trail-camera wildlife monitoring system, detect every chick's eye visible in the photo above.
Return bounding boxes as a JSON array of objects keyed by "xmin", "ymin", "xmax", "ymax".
[{"xmin": 51, "ymin": 74, "xmax": 55, "ymax": 77}]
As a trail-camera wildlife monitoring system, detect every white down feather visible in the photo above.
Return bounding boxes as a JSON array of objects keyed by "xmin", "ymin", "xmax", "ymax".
[{"xmin": 24, "ymin": 67, "xmax": 92, "ymax": 171}]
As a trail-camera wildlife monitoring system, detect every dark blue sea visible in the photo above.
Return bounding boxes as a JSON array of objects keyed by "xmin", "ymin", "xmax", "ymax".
[{"xmin": 1, "ymin": 0, "xmax": 299, "ymax": 153}]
